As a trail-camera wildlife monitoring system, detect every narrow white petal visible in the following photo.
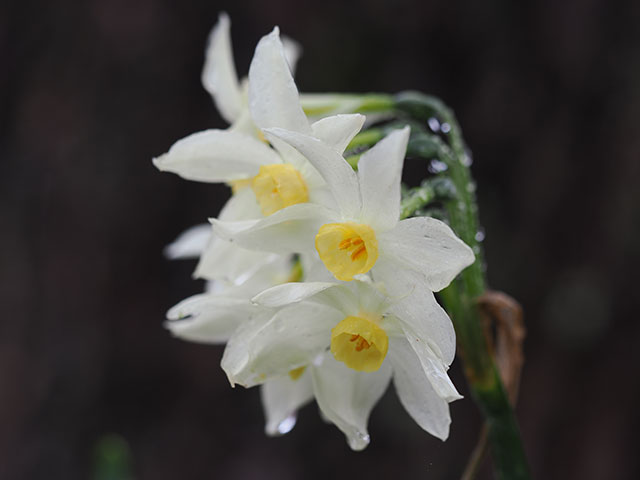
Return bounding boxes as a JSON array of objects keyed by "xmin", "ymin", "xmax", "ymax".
[
  {"xmin": 252, "ymin": 282, "xmax": 340, "ymax": 307},
  {"xmin": 153, "ymin": 129, "xmax": 280, "ymax": 182},
  {"xmin": 165, "ymin": 294, "xmax": 256, "ymax": 344},
  {"xmin": 395, "ymin": 319, "xmax": 461, "ymax": 402},
  {"xmin": 194, "ymin": 189, "xmax": 266, "ymax": 283},
  {"xmin": 261, "ymin": 372, "xmax": 314, "ymax": 436},
  {"xmin": 388, "ymin": 337, "xmax": 452, "ymax": 440},
  {"xmin": 300, "ymin": 252, "xmax": 337, "ymax": 282},
  {"xmin": 387, "ymin": 285, "xmax": 457, "ymax": 365},
  {"xmin": 310, "ymin": 114, "xmax": 365, "ymax": 153},
  {"xmin": 379, "ymin": 216, "xmax": 475, "ymax": 292},
  {"xmin": 232, "ymin": 254, "xmax": 294, "ymax": 293},
  {"xmin": 196, "ymin": 238, "xmax": 281, "ymax": 284},
  {"xmin": 164, "ymin": 224, "xmax": 211, "ymax": 259},
  {"xmin": 267, "ymin": 135, "xmax": 312, "ymax": 173},
  {"xmin": 369, "ymin": 260, "xmax": 460, "ymax": 400},
  {"xmin": 248, "ymin": 28, "xmax": 310, "ymax": 133},
  {"xmin": 201, "ymin": 249, "xmax": 291, "ymax": 295},
  {"xmin": 281, "ymin": 35, "xmax": 302, "ymax": 75},
  {"xmin": 264, "ymin": 128, "xmax": 361, "ymax": 219},
  {"xmin": 211, "ymin": 203, "xmax": 334, "ymax": 255},
  {"xmin": 228, "ymin": 106, "xmax": 258, "ymax": 136},
  {"xmin": 357, "ymin": 126, "xmax": 410, "ymax": 231},
  {"xmin": 220, "ymin": 185, "xmax": 262, "ymax": 221},
  {"xmin": 311, "ymin": 354, "xmax": 392, "ymax": 451},
  {"xmin": 221, "ymin": 302, "xmax": 340, "ymax": 387},
  {"xmin": 201, "ymin": 13, "xmax": 243, "ymax": 123},
  {"xmin": 266, "ymin": 135, "xmax": 335, "ymax": 210}
]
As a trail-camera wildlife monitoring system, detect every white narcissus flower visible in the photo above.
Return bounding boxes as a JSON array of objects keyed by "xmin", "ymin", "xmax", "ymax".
[
  {"xmin": 154, "ymin": 23, "xmax": 365, "ymax": 283},
  {"xmin": 221, "ymin": 279, "xmax": 461, "ymax": 450},
  {"xmin": 200, "ymin": 13, "xmax": 380, "ymax": 130},
  {"xmin": 211, "ymin": 126, "xmax": 475, "ymax": 297},
  {"xmin": 153, "ymin": 26, "xmax": 363, "ymax": 212},
  {"xmin": 165, "ymin": 254, "xmax": 316, "ymax": 436},
  {"xmin": 200, "ymin": 12, "xmax": 301, "ymax": 136}
]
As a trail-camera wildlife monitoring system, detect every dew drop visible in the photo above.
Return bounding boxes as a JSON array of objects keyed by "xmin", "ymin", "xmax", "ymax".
[
  {"xmin": 461, "ymin": 149, "xmax": 473, "ymax": 167},
  {"xmin": 475, "ymin": 229, "xmax": 485, "ymax": 242},
  {"xmin": 427, "ymin": 117, "xmax": 440, "ymax": 132},
  {"xmin": 428, "ymin": 159, "xmax": 448, "ymax": 173},
  {"xmin": 440, "ymin": 122, "xmax": 451, "ymax": 133},
  {"xmin": 466, "ymin": 182, "xmax": 476, "ymax": 193},
  {"xmin": 348, "ymin": 431, "xmax": 371, "ymax": 450},
  {"xmin": 277, "ymin": 415, "xmax": 297, "ymax": 435}
]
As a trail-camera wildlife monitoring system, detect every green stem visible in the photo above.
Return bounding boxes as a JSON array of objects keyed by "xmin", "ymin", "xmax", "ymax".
[
  {"xmin": 396, "ymin": 92, "xmax": 530, "ymax": 480},
  {"xmin": 346, "ymin": 128, "xmax": 385, "ymax": 151},
  {"xmin": 400, "ymin": 185, "xmax": 436, "ymax": 219},
  {"xmin": 300, "ymin": 93, "xmax": 394, "ymax": 117}
]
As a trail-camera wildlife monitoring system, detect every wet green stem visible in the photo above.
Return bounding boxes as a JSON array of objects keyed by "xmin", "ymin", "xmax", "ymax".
[{"xmin": 395, "ymin": 92, "xmax": 530, "ymax": 480}]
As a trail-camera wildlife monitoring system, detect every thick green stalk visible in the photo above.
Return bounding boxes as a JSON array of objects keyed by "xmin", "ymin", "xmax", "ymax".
[{"xmin": 396, "ymin": 92, "xmax": 530, "ymax": 480}]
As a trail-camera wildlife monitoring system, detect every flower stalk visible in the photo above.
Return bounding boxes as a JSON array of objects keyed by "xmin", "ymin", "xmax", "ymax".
[{"xmin": 395, "ymin": 92, "xmax": 530, "ymax": 480}]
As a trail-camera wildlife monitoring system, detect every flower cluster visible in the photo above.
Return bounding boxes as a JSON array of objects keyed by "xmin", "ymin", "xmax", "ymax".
[{"xmin": 154, "ymin": 13, "xmax": 475, "ymax": 450}]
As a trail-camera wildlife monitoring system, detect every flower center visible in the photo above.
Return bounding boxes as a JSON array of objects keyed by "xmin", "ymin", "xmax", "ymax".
[
  {"xmin": 330, "ymin": 315, "xmax": 388, "ymax": 372},
  {"xmin": 251, "ymin": 164, "xmax": 309, "ymax": 216},
  {"xmin": 315, "ymin": 222, "xmax": 378, "ymax": 281}
]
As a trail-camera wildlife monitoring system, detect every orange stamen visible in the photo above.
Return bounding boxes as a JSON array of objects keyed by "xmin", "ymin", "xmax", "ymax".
[
  {"xmin": 351, "ymin": 245, "xmax": 367, "ymax": 261},
  {"xmin": 349, "ymin": 334, "xmax": 370, "ymax": 351},
  {"xmin": 339, "ymin": 238, "xmax": 352, "ymax": 249}
]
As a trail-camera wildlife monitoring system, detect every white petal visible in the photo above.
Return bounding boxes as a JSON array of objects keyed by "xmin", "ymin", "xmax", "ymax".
[
  {"xmin": 165, "ymin": 294, "xmax": 257, "ymax": 343},
  {"xmin": 265, "ymin": 135, "xmax": 335, "ymax": 210},
  {"xmin": 395, "ymin": 320, "xmax": 461, "ymax": 402},
  {"xmin": 211, "ymin": 203, "xmax": 334, "ymax": 255},
  {"xmin": 153, "ymin": 129, "xmax": 280, "ymax": 182},
  {"xmin": 379, "ymin": 216, "xmax": 475, "ymax": 292},
  {"xmin": 281, "ymin": 35, "xmax": 302, "ymax": 76},
  {"xmin": 310, "ymin": 114, "xmax": 365, "ymax": 153},
  {"xmin": 248, "ymin": 28, "xmax": 310, "ymax": 133},
  {"xmin": 261, "ymin": 371, "xmax": 314, "ymax": 436},
  {"xmin": 194, "ymin": 189, "xmax": 267, "ymax": 283},
  {"xmin": 201, "ymin": 13, "xmax": 243, "ymax": 124},
  {"xmin": 220, "ymin": 185, "xmax": 263, "ymax": 222},
  {"xmin": 267, "ymin": 135, "xmax": 312, "ymax": 173},
  {"xmin": 201, "ymin": 250, "xmax": 291, "ymax": 295},
  {"xmin": 311, "ymin": 354, "xmax": 392, "ymax": 451},
  {"xmin": 387, "ymin": 285, "xmax": 457, "ymax": 365},
  {"xmin": 369, "ymin": 261, "xmax": 460, "ymax": 400},
  {"xmin": 264, "ymin": 128, "xmax": 361, "ymax": 219},
  {"xmin": 357, "ymin": 126, "xmax": 410, "ymax": 231},
  {"xmin": 232, "ymin": 254, "xmax": 294, "ymax": 292},
  {"xmin": 228, "ymin": 105, "xmax": 258, "ymax": 136},
  {"xmin": 388, "ymin": 337, "xmax": 452, "ymax": 440},
  {"xmin": 164, "ymin": 224, "xmax": 211, "ymax": 259},
  {"xmin": 196, "ymin": 239, "xmax": 281, "ymax": 284},
  {"xmin": 300, "ymin": 252, "xmax": 337, "ymax": 282},
  {"xmin": 221, "ymin": 302, "xmax": 340, "ymax": 387},
  {"xmin": 252, "ymin": 281, "xmax": 340, "ymax": 307}
]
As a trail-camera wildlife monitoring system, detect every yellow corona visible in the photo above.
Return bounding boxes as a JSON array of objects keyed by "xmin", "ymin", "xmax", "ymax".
[
  {"xmin": 251, "ymin": 164, "xmax": 309, "ymax": 216},
  {"xmin": 315, "ymin": 222, "xmax": 379, "ymax": 281},
  {"xmin": 331, "ymin": 315, "xmax": 388, "ymax": 372}
]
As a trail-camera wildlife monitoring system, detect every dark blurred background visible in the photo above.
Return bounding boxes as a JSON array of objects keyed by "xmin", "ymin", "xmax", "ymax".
[{"xmin": 2, "ymin": 0, "xmax": 640, "ymax": 478}]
